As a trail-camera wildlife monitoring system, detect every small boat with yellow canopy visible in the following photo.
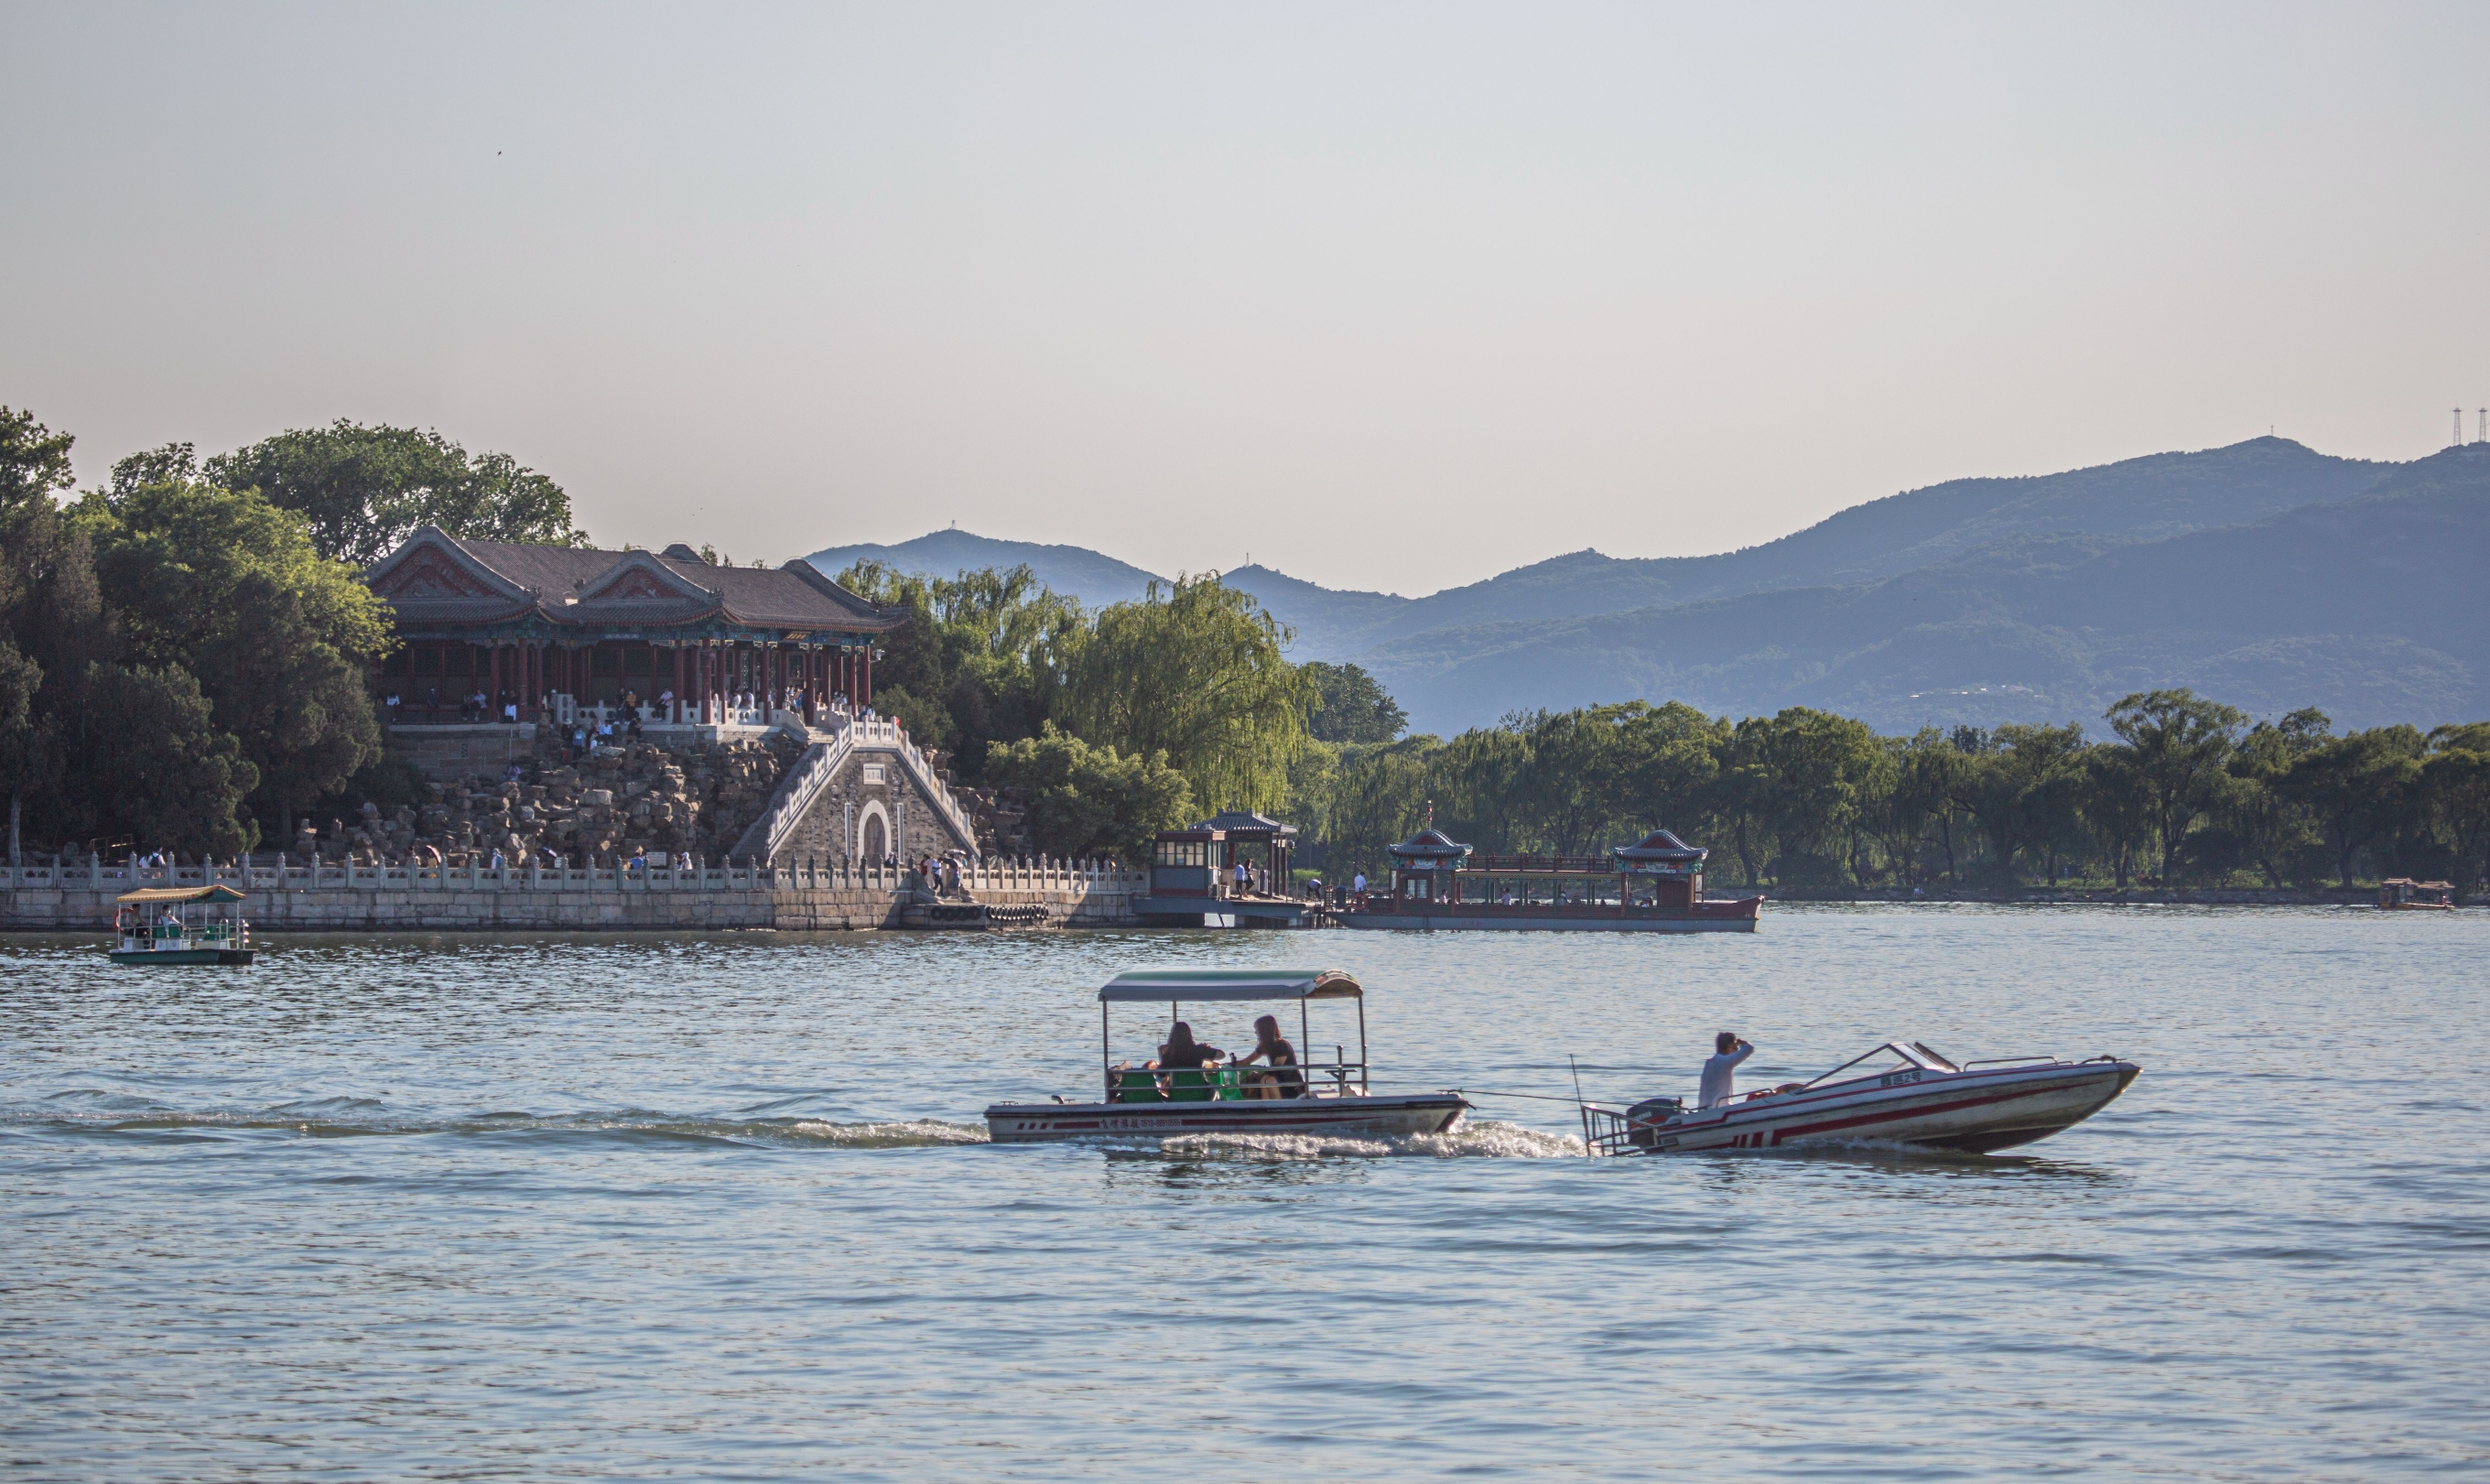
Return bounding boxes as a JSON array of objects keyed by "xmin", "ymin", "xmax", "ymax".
[{"xmin": 110, "ymin": 884, "xmax": 256, "ymax": 966}]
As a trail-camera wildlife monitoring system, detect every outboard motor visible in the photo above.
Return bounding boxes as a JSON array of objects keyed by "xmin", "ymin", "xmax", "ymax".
[{"xmin": 1622, "ymin": 1096, "xmax": 1684, "ymax": 1149}]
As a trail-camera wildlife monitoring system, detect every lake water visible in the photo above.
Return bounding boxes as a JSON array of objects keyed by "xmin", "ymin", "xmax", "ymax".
[{"xmin": 4, "ymin": 905, "xmax": 2485, "ymax": 1480}]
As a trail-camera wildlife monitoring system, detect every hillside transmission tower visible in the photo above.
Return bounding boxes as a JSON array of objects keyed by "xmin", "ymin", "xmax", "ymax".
[
  {"xmin": 2479, "ymin": 408, "xmax": 2485, "ymax": 443},
  {"xmin": 2459, "ymin": 408, "xmax": 2466, "ymax": 447}
]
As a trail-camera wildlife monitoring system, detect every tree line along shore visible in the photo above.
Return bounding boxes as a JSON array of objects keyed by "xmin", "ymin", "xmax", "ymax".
[{"xmin": 3, "ymin": 406, "xmax": 2485, "ymax": 898}]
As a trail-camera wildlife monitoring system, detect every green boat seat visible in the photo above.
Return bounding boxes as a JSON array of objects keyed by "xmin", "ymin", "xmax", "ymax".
[
  {"xmin": 1113, "ymin": 1069, "xmax": 1163, "ymax": 1103},
  {"xmin": 1164, "ymin": 1069, "xmax": 1216, "ymax": 1102}
]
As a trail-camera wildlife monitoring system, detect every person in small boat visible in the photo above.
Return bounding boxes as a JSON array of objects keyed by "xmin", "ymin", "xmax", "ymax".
[
  {"xmin": 1232, "ymin": 1014, "xmax": 1305, "ymax": 1099},
  {"xmin": 1700, "ymin": 1032, "xmax": 1754, "ymax": 1109},
  {"xmin": 1153, "ymin": 1021, "xmax": 1227, "ymax": 1070}
]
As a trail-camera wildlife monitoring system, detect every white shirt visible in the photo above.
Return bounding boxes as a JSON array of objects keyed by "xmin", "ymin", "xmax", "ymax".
[{"xmin": 1699, "ymin": 1043, "xmax": 1754, "ymax": 1109}]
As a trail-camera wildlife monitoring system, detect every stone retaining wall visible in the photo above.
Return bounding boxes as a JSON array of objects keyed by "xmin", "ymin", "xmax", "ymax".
[{"xmin": 0, "ymin": 860, "xmax": 1142, "ymax": 932}]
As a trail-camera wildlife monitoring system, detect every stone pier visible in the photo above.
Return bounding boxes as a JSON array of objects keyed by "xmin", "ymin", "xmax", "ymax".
[{"xmin": 0, "ymin": 857, "xmax": 1142, "ymax": 933}]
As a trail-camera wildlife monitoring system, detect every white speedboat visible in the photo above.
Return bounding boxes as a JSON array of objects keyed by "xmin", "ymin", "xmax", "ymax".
[
  {"xmin": 984, "ymin": 968, "xmax": 1471, "ymax": 1144},
  {"xmin": 1584, "ymin": 1040, "xmax": 2138, "ymax": 1156}
]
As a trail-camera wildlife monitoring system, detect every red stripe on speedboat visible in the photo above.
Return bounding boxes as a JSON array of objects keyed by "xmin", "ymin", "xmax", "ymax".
[{"xmin": 1763, "ymin": 1081, "xmax": 2092, "ymax": 1144}]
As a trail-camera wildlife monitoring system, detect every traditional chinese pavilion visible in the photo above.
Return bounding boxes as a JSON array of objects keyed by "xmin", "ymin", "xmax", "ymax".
[
  {"xmin": 1135, "ymin": 807, "xmax": 1319, "ymax": 928},
  {"xmin": 364, "ymin": 528, "xmax": 904, "ymax": 725}
]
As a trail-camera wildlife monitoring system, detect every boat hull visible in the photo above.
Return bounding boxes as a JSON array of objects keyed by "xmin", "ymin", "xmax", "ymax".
[
  {"xmin": 110, "ymin": 948, "xmax": 255, "ymax": 966},
  {"xmin": 1627, "ymin": 1060, "xmax": 2138, "ymax": 1155},
  {"xmin": 985, "ymin": 1092, "xmax": 1470, "ymax": 1143}
]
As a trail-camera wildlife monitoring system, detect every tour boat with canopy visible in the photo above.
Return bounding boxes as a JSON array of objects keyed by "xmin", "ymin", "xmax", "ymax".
[
  {"xmin": 983, "ymin": 968, "xmax": 1471, "ymax": 1143},
  {"xmin": 1580, "ymin": 1039, "xmax": 2138, "ymax": 1155},
  {"xmin": 110, "ymin": 885, "xmax": 256, "ymax": 966}
]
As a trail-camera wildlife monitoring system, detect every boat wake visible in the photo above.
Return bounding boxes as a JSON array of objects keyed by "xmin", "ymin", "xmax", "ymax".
[
  {"xmin": 10, "ymin": 1102, "xmax": 1583, "ymax": 1157},
  {"xmin": 7, "ymin": 1103, "xmax": 994, "ymax": 1150},
  {"xmin": 1150, "ymin": 1119, "xmax": 1582, "ymax": 1161}
]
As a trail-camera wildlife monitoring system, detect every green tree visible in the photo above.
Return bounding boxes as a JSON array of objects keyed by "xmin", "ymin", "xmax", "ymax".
[
  {"xmin": 1519, "ymin": 707, "xmax": 1631, "ymax": 855},
  {"xmin": 982, "ymin": 723, "xmax": 1194, "ymax": 863},
  {"xmin": 835, "ymin": 560, "xmax": 1085, "ymax": 782},
  {"xmin": 1870, "ymin": 730, "xmax": 1949, "ymax": 888},
  {"xmin": 2279, "ymin": 726, "xmax": 2427, "ymax": 889},
  {"xmin": 1617, "ymin": 701, "xmax": 1729, "ymax": 841},
  {"xmin": 1732, "ymin": 707, "xmax": 1883, "ymax": 884},
  {"xmin": 200, "ymin": 421, "xmax": 587, "ymax": 566},
  {"xmin": 2224, "ymin": 709, "xmax": 2331, "ymax": 887},
  {"xmin": 0, "ymin": 412, "xmax": 73, "ymax": 859},
  {"xmin": 0, "ymin": 508, "xmax": 115, "ymax": 854},
  {"xmin": 0, "ymin": 406, "xmax": 77, "ymax": 516},
  {"xmin": 2080, "ymin": 745, "xmax": 2156, "ymax": 890},
  {"xmin": 2104, "ymin": 688, "xmax": 2246, "ymax": 882},
  {"xmin": 1711, "ymin": 718, "xmax": 1776, "ymax": 885},
  {"xmin": 2421, "ymin": 723, "xmax": 2490, "ymax": 892},
  {"xmin": 1428, "ymin": 723, "xmax": 1533, "ymax": 852},
  {"xmin": 1976, "ymin": 722, "xmax": 2089, "ymax": 885},
  {"xmin": 1318, "ymin": 737, "xmax": 1438, "ymax": 883},
  {"xmin": 0, "ymin": 636, "xmax": 41, "ymax": 861},
  {"xmin": 73, "ymin": 663, "xmax": 260, "ymax": 859},
  {"xmin": 1303, "ymin": 661, "xmax": 1407, "ymax": 743},
  {"xmin": 1056, "ymin": 574, "xmax": 1313, "ymax": 813},
  {"xmin": 73, "ymin": 478, "xmax": 392, "ymax": 843}
]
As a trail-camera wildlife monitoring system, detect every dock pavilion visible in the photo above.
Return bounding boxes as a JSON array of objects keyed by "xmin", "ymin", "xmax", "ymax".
[{"xmin": 363, "ymin": 528, "xmax": 905, "ymax": 728}]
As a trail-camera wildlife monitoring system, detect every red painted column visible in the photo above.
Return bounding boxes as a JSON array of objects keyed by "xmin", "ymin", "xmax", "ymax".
[{"xmin": 861, "ymin": 650, "xmax": 872, "ymax": 710}]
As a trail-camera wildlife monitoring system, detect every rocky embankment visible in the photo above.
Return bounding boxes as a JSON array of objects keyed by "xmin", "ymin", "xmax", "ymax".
[{"xmin": 296, "ymin": 735, "xmax": 800, "ymax": 866}]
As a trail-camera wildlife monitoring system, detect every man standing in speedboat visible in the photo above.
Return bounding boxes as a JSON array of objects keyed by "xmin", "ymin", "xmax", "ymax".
[{"xmin": 1700, "ymin": 1033, "xmax": 1754, "ymax": 1109}]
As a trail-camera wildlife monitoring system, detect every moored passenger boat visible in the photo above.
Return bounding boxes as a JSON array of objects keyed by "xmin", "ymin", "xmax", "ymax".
[
  {"xmin": 983, "ymin": 968, "xmax": 1470, "ymax": 1143},
  {"xmin": 1337, "ymin": 826, "xmax": 1761, "ymax": 932},
  {"xmin": 109, "ymin": 885, "xmax": 256, "ymax": 966},
  {"xmin": 2377, "ymin": 878, "xmax": 2456, "ymax": 910},
  {"xmin": 1582, "ymin": 1040, "xmax": 2138, "ymax": 1155}
]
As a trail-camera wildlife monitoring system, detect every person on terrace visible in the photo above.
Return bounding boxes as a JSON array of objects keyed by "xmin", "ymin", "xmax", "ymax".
[
  {"xmin": 1700, "ymin": 1032, "xmax": 1754, "ymax": 1110},
  {"xmin": 1232, "ymin": 1014, "xmax": 1305, "ymax": 1099}
]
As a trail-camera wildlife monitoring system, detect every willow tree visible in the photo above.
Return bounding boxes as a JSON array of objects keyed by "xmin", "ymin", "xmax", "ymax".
[
  {"xmin": 1318, "ymin": 738, "xmax": 1437, "ymax": 882},
  {"xmin": 1057, "ymin": 575, "xmax": 1314, "ymax": 814}
]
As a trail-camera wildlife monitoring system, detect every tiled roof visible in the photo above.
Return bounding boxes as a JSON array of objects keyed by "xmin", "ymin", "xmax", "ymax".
[
  {"xmin": 1389, "ymin": 828, "xmax": 1473, "ymax": 858},
  {"xmin": 365, "ymin": 528, "xmax": 901, "ymax": 634},
  {"xmin": 1195, "ymin": 808, "xmax": 1297, "ymax": 835},
  {"xmin": 1614, "ymin": 829, "xmax": 1706, "ymax": 861}
]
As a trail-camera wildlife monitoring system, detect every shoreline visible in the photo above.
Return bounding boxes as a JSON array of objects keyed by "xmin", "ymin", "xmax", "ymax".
[{"xmin": 1754, "ymin": 885, "xmax": 2483, "ymax": 907}]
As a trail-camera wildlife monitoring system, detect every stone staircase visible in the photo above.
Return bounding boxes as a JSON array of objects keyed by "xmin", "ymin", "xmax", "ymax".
[{"xmin": 729, "ymin": 715, "xmax": 985, "ymax": 864}]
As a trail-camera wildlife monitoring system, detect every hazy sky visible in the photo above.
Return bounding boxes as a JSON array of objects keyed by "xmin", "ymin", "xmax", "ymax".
[{"xmin": 5, "ymin": 2, "xmax": 2485, "ymax": 594}]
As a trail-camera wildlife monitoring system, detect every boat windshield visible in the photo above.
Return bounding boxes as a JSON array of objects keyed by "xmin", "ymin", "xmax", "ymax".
[{"xmin": 1802, "ymin": 1040, "xmax": 1960, "ymax": 1090}]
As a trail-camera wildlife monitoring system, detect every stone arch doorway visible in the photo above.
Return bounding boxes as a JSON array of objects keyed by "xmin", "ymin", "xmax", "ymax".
[{"xmin": 857, "ymin": 799, "xmax": 892, "ymax": 863}]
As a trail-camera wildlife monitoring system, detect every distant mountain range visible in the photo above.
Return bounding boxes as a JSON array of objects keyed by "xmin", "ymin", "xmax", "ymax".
[
  {"xmin": 808, "ymin": 438, "xmax": 2490, "ymax": 735},
  {"xmin": 807, "ymin": 528, "xmax": 1166, "ymax": 608}
]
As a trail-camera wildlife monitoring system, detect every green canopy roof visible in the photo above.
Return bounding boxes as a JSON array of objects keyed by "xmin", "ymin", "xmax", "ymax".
[{"xmin": 1099, "ymin": 968, "xmax": 1361, "ymax": 1002}]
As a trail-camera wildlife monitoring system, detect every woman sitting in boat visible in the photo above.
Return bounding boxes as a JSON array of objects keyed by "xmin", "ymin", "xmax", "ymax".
[
  {"xmin": 1154, "ymin": 1022, "xmax": 1227, "ymax": 1071},
  {"xmin": 1231, "ymin": 1014, "xmax": 1305, "ymax": 1100}
]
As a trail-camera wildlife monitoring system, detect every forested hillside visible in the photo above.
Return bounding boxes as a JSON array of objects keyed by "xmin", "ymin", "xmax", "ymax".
[
  {"xmin": 1366, "ymin": 444, "xmax": 2490, "ymax": 735},
  {"xmin": 1240, "ymin": 437, "xmax": 2395, "ymax": 655},
  {"xmin": 810, "ymin": 437, "xmax": 2436, "ymax": 727}
]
